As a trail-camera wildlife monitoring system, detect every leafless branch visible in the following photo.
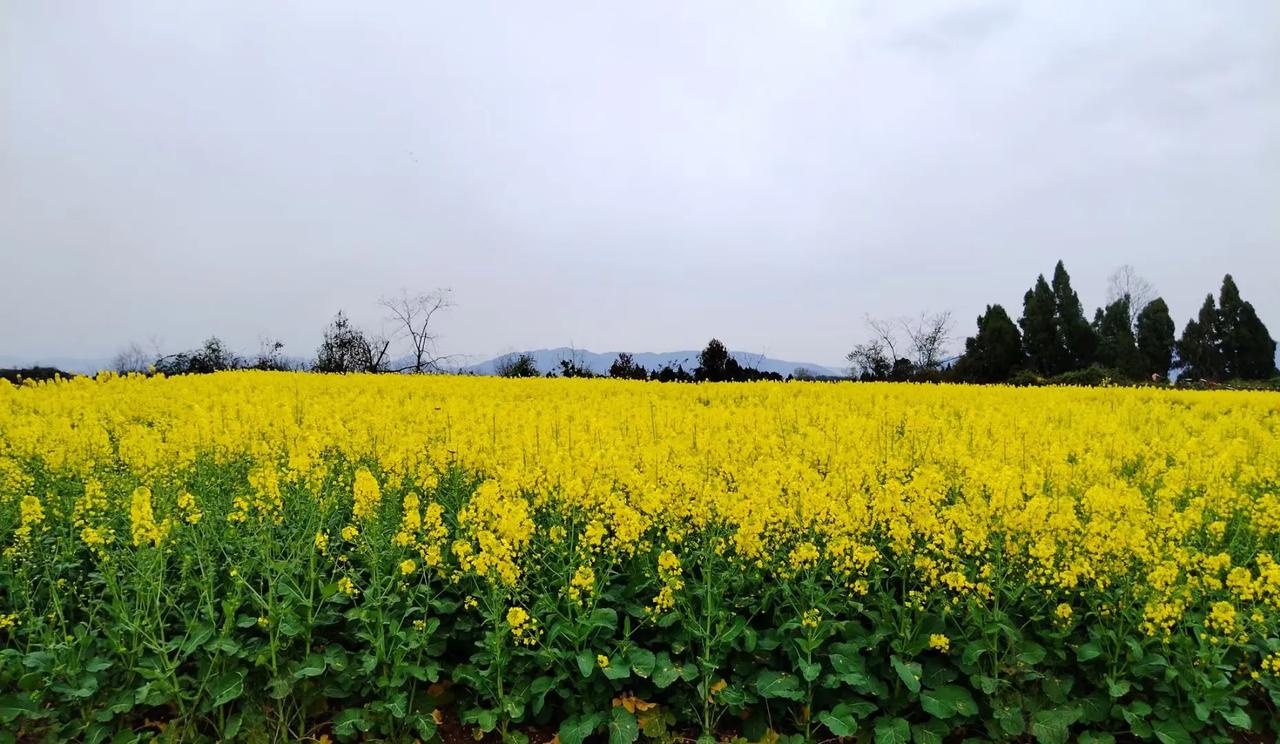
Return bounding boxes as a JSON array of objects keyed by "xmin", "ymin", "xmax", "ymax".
[{"xmin": 380, "ymin": 288, "xmax": 455, "ymax": 373}]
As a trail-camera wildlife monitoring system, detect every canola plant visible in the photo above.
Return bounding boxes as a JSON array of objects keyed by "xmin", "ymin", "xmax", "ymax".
[{"xmin": 1, "ymin": 372, "xmax": 1279, "ymax": 743}]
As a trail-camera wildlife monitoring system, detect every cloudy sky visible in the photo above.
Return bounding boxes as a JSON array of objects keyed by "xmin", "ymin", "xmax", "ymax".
[{"xmin": 2, "ymin": 1, "xmax": 1277, "ymax": 369}]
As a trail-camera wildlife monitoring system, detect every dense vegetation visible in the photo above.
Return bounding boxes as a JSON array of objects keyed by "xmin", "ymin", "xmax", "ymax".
[
  {"xmin": 28, "ymin": 262, "xmax": 1257, "ymax": 389},
  {"xmin": 3, "ymin": 374, "xmax": 1280, "ymax": 742},
  {"xmin": 945, "ymin": 266, "xmax": 1276, "ymax": 386}
]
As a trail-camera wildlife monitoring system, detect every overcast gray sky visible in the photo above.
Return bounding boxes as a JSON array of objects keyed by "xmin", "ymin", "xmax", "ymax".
[{"xmin": 2, "ymin": 1, "xmax": 1277, "ymax": 369}]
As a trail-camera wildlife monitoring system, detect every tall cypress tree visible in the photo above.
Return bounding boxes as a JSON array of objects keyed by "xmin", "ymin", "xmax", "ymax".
[
  {"xmin": 1051, "ymin": 261, "xmax": 1097, "ymax": 370},
  {"xmin": 1216, "ymin": 274, "xmax": 1278, "ymax": 379},
  {"xmin": 1176, "ymin": 295, "xmax": 1222, "ymax": 380},
  {"xmin": 1020, "ymin": 275, "xmax": 1060, "ymax": 375},
  {"xmin": 1135, "ymin": 298, "xmax": 1175, "ymax": 379},
  {"xmin": 1093, "ymin": 297, "xmax": 1143, "ymax": 379},
  {"xmin": 957, "ymin": 304, "xmax": 1023, "ymax": 383}
]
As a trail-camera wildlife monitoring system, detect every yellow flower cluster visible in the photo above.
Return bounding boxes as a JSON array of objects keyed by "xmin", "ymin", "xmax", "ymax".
[
  {"xmin": 506, "ymin": 605, "xmax": 539, "ymax": 646},
  {"xmin": 352, "ymin": 467, "xmax": 382, "ymax": 522},
  {"xmin": 651, "ymin": 549, "xmax": 684, "ymax": 614},
  {"xmin": 1, "ymin": 372, "xmax": 1279, "ymax": 648},
  {"xmin": 569, "ymin": 565, "xmax": 596, "ymax": 603},
  {"xmin": 129, "ymin": 486, "xmax": 169, "ymax": 547}
]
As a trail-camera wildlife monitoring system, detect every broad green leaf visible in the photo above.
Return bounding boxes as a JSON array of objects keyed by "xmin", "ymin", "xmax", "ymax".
[
  {"xmin": 1151, "ymin": 719, "xmax": 1192, "ymax": 744},
  {"xmin": 630, "ymin": 649, "xmax": 656, "ymax": 678},
  {"xmin": 1076, "ymin": 641, "xmax": 1103, "ymax": 662},
  {"xmin": 1221, "ymin": 708, "xmax": 1251, "ymax": 729},
  {"xmin": 818, "ymin": 710, "xmax": 857, "ymax": 737},
  {"xmin": 1017, "ymin": 642, "xmax": 1047, "ymax": 666},
  {"xmin": 995, "ymin": 701, "xmax": 1025, "ymax": 735},
  {"xmin": 333, "ymin": 707, "xmax": 370, "ymax": 736},
  {"xmin": 209, "ymin": 671, "xmax": 244, "ymax": 708},
  {"xmin": 609, "ymin": 707, "xmax": 639, "ymax": 744},
  {"xmin": 754, "ymin": 670, "xmax": 804, "ymax": 701},
  {"xmin": 890, "ymin": 656, "xmax": 921, "ymax": 693},
  {"xmin": 293, "ymin": 653, "xmax": 326, "ymax": 679},
  {"xmin": 872, "ymin": 716, "xmax": 910, "ymax": 744},
  {"xmin": 653, "ymin": 653, "xmax": 679, "ymax": 689},
  {"xmin": 589, "ymin": 608, "xmax": 618, "ymax": 632},
  {"xmin": 559, "ymin": 712, "xmax": 605, "ymax": 744},
  {"xmin": 576, "ymin": 650, "xmax": 595, "ymax": 678},
  {"xmin": 1030, "ymin": 706, "xmax": 1081, "ymax": 744},
  {"xmin": 0, "ymin": 694, "xmax": 37, "ymax": 723},
  {"xmin": 911, "ymin": 719, "xmax": 948, "ymax": 744},
  {"xmin": 920, "ymin": 685, "xmax": 977, "ymax": 720}
]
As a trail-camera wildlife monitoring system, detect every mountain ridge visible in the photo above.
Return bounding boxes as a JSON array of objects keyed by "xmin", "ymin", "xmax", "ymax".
[{"xmin": 461, "ymin": 347, "xmax": 844, "ymax": 377}]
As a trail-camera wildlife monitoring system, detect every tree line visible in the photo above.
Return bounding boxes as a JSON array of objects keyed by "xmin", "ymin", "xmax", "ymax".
[
  {"xmin": 10, "ymin": 267, "xmax": 1269, "ymax": 388},
  {"xmin": 905, "ymin": 262, "xmax": 1275, "ymax": 385},
  {"xmin": 492, "ymin": 339, "xmax": 786, "ymax": 382}
]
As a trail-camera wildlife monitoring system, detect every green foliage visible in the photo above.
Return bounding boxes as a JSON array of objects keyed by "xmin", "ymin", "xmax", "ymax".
[
  {"xmin": 2, "ymin": 461, "xmax": 1277, "ymax": 743},
  {"xmin": 1052, "ymin": 260, "xmax": 1098, "ymax": 370},
  {"xmin": 955, "ymin": 304, "xmax": 1023, "ymax": 383},
  {"xmin": 1136, "ymin": 297, "xmax": 1175, "ymax": 379},
  {"xmin": 1020, "ymin": 274, "xmax": 1062, "ymax": 376},
  {"xmin": 1092, "ymin": 298, "xmax": 1145, "ymax": 380},
  {"xmin": 1178, "ymin": 276, "xmax": 1278, "ymax": 381},
  {"xmin": 496, "ymin": 353, "xmax": 541, "ymax": 378}
]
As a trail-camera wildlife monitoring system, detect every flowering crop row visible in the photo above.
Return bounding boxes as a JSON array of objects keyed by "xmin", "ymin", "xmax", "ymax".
[{"xmin": 1, "ymin": 372, "xmax": 1279, "ymax": 742}]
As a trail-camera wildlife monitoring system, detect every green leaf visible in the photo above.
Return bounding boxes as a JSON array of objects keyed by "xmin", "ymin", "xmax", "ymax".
[
  {"xmin": 462, "ymin": 708, "xmax": 498, "ymax": 733},
  {"xmin": 798, "ymin": 659, "xmax": 821, "ymax": 682},
  {"xmin": 411, "ymin": 713, "xmax": 438, "ymax": 740},
  {"xmin": 754, "ymin": 670, "xmax": 804, "ymax": 701},
  {"xmin": 1078, "ymin": 734, "xmax": 1115, "ymax": 744},
  {"xmin": 293, "ymin": 653, "xmax": 326, "ymax": 679},
  {"xmin": 559, "ymin": 712, "xmax": 605, "ymax": 744},
  {"xmin": 609, "ymin": 707, "xmax": 639, "ymax": 744},
  {"xmin": 602, "ymin": 662, "xmax": 631, "ymax": 681},
  {"xmin": 209, "ymin": 671, "xmax": 244, "ymax": 708},
  {"xmin": 223, "ymin": 711, "xmax": 243, "ymax": 740},
  {"xmin": 818, "ymin": 702, "xmax": 867, "ymax": 737},
  {"xmin": 1221, "ymin": 708, "xmax": 1251, "ymax": 729},
  {"xmin": 920, "ymin": 685, "xmax": 977, "ymax": 720},
  {"xmin": 590, "ymin": 608, "xmax": 618, "ymax": 632},
  {"xmin": 818, "ymin": 710, "xmax": 857, "ymax": 737},
  {"xmin": 653, "ymin": 653, "xmax": 679, "ymax": 689},
  {"xmin": 1152, "ymin": 719, "xmax": 1192, "ymax": 744},
  {"xmin": 872, "ymin": 716, "xmax": 910, "ymax": 744},
  {"xmin": 333, "ymin": 707, "xmax": 370, "ymax": 736},
  {"xmin": 1107, "ymin": 678, "xmax": 1131, "ymax": 699},
  {"xmin": 84, "ymin": 657, "xmax": 113, "ymax": 673},
  {"xmin": 911, "ymin": 719, "xmax": 948, "ymax": 744},
  {"xmin": 576, "ymin": 650, "xmax": 595, "ymax": 678},
  {"xmin": 1076, "ymin": 641, "xmax": 1103, "ymax": 662},
  {"xmin": 890, "ymin": 656, "xmax": 921, "ymax": 693},
  {"xmin": 630, "ymin": 649, "xmax": 656, "ymax": 678},
  {"xmin": 0, "ymin": 694, "xmax": 38, "ymax": 723},
  {"xmin": 1030, "ymin": 706, "xmax": 1081, "ymax": 744},
  {"xmin": 1017, "ymin": 642, "xmax": 1047, "ymax": 667},
  {"xmin": 994, "ymin": 701, "xmax": 1025, "ymax": 736}
]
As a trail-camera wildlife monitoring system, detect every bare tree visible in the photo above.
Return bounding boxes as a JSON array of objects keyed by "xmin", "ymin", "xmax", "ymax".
[
  {"xmin": 111, "ymin": 342, "xmax": 151, "ymax": 374},
  {"xmin": 865, "ymin": 316, "xmax": 902, "ymax": 362},
  {"xmin": 902, "ymin": 311, "xmax": 953, "ymax": 372},
  {"xmin": 380, "ymin": 289, "xmax": 455, "ymax": 373},
  {"xmin": 1107, "ymin": 265, "xmax": 1155, "ymax": 330},
  {"xmin": 251, "ymin": 337, "xmax": 292, "ymax": 371}
]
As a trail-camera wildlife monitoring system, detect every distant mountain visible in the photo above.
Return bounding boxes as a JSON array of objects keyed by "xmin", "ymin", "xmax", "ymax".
[
  {"xmin": 0, "ymin": 356, "xmax": 111, "ymax": 375},
  {"xmin": 462, "ymin": 348, "xmax": 844, "ymax": 378}
]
